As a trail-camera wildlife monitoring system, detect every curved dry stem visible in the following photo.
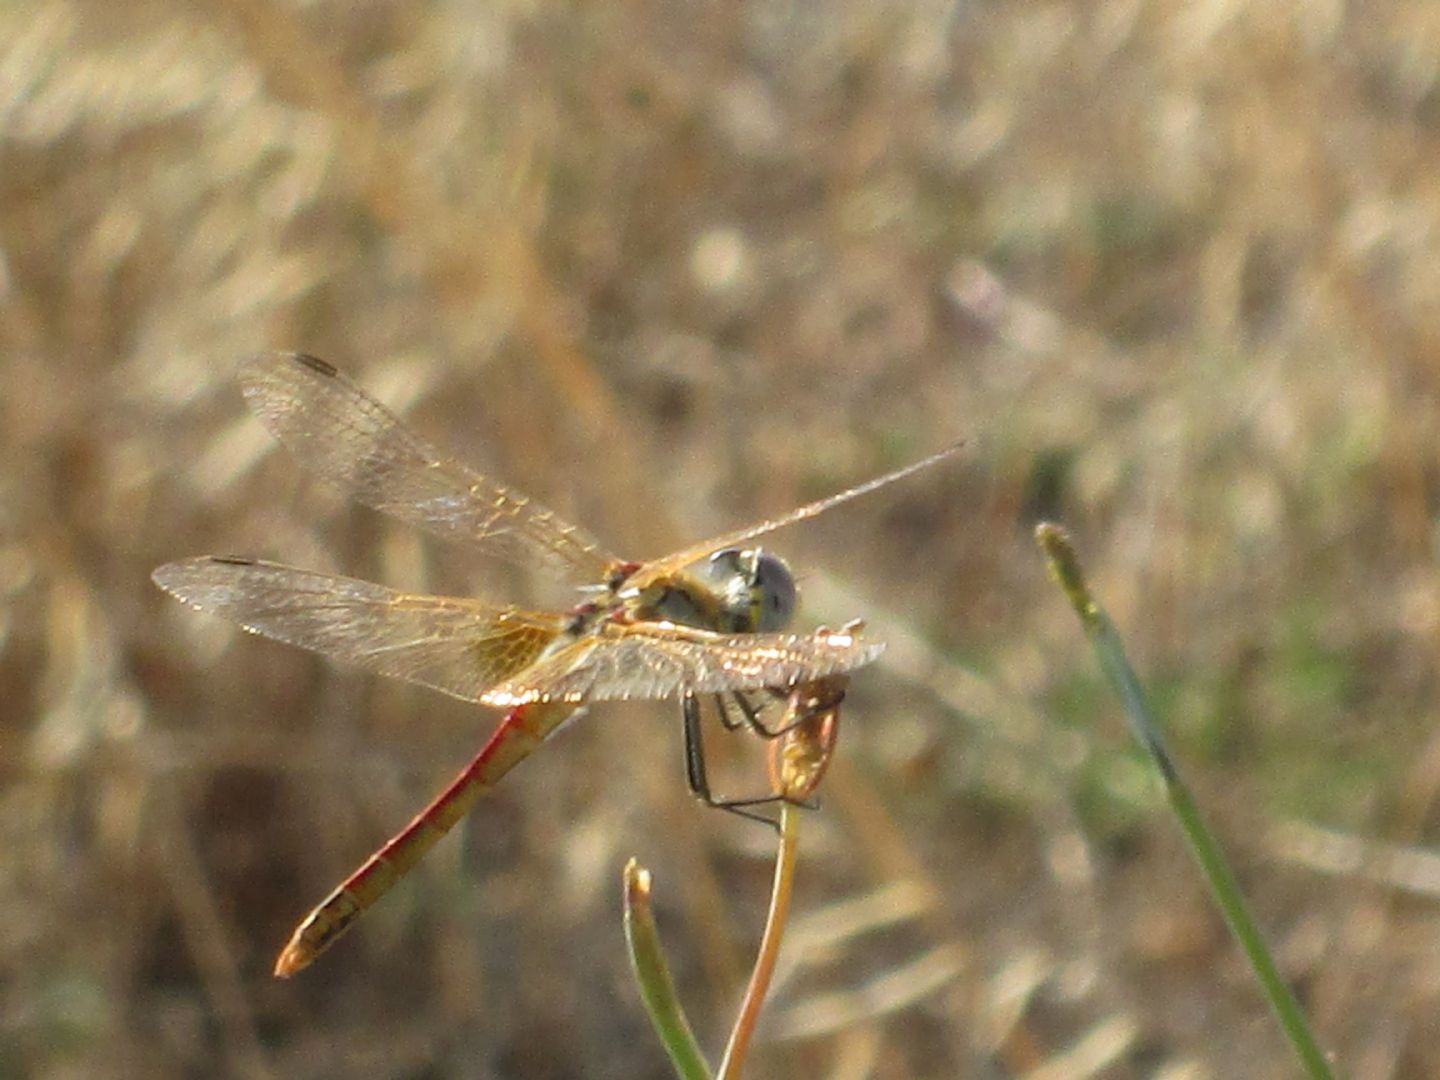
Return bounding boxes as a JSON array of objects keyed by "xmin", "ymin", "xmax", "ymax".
[
  {"xmin": 628, "ymin": 677, "xmax": 840, "ymax": 1077},
  {"xmin": 717, "ymin": 802, "xmax": 802, "ymax": 1080}
]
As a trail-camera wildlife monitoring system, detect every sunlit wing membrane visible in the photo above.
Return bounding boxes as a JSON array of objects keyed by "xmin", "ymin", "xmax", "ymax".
[
  {"xmin": 480, "ymin": 620, "xmax": 885, "ymax": 706},
  {"xmin": 239, "ymin": 352, "xmax": 620, "ymax": 583},
  {"xmin": 152, "ymin": 557, "xmax": 566, "ymax": 703},
  {"xmin": 626, "ymin": 440, "xmax": 966, "ymax": 590}
]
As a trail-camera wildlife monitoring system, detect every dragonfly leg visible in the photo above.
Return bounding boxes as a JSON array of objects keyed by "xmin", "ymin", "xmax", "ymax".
[
  {"xmin": 713, "ymin": 692, "xmax": 744, "ymax": 732},
  {"xmin": 730, "ymin": 690, "xmax": 770, "ymax": 736},
  {"xmin": 681, "ymin": 693, "xmax": 812, "ymax": 830},
  {"xmin": 731, "ymin": 688, "xmax": 819, "ymax": 740},
  {"xmin": 711, "ymin": 691, "xmax": 798, "ymax": 738}
]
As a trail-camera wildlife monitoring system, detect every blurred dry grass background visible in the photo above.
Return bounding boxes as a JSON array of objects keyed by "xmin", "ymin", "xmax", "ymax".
[{"xmin": 5, "ymin": 0, "xmax": 1440, "ymax": 1076}]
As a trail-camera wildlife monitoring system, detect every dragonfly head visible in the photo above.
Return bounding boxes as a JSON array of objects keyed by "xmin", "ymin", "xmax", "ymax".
[{"xmin": 705, "ymin": 547, "xmax": 797, "ymax": 633}]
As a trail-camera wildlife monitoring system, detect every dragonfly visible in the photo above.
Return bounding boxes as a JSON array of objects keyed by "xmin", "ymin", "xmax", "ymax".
[{"xmin": 152, "ymin": 351, "xmax": 961, "ymax": 977}]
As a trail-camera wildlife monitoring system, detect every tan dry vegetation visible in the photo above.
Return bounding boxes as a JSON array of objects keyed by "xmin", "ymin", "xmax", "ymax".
[{"xmin": 4, "ymin": 0, "xmax": 1440, "ymax": 1076}]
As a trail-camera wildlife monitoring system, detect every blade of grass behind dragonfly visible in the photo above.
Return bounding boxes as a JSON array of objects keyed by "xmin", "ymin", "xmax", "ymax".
[{"xmin": 1034, "ymin": 523, "xmax": 1337, "ymax": 1080}]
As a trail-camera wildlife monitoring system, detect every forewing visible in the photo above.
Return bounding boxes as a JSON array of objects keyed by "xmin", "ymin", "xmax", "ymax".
[
  {"xmin": 627, "ymin": 440, "xmax": 965, "ymax": 589},
  {"xmin": 481, "ymin": 621, "xmax": 884, "ymax": 706},
  {"xmin": 152, "ymin": 556, "xmax": 565, "ymax": 703},
  {"xmin": 239, "ymin": 352, "xmax": 619, "ymax": 583}
]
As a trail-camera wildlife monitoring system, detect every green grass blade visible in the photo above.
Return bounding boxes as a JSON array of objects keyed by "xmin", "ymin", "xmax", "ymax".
[
  {"xmin": 1035, "ymin": 523, "xmax": 1338, "ymax": 1080},
  {"xmin": 623, "ymin": 859, "xmax": 714, "ymax": 1080}
]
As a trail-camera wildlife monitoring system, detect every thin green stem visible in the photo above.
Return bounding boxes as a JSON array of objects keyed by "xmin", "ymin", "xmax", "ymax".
[
  {"xmin": 1035, "ymin": 523, "xmax": 1338, "ymax": 1080},
  {"xmin": 623, "ymin": 859, "xmax": 714, "ymax": 1080}
]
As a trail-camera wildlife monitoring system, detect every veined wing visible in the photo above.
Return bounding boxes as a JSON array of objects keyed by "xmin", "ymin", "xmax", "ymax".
[
  {"xmin": 152, "ymin": 556, "xmax": 566, "ymax": 703},
  {"xmin": 480, "ymin": 620, "xmax": 884, "ymax": 707},
  {"xmin": 239, "ymin": 352, "xmax": 620, "ymax": 583},
  {"xmin": 626, "ymin": 440, "xmax": 966, "ymax": 590}
]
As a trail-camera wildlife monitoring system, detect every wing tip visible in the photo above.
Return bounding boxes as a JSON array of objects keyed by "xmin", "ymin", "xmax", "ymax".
[
  {"xmin": 153, "ymin": 553, "xmax": 255, "ymax": 579},
  {"xmin": 151, "ymin": 558, "xmax": 197, "ymax": 592},
  {"xmin": 290, "ymin": 352, "xmax": 338, "ymax": 378},
  {"xmin": 208, "ymin": 554, "xmax": 258, "ymax": 567},
  {"xmin": 152, "ymin": 555, "xmax": 264, "ymax": 611},
  {"xmin": 239, "ymin": 351, "xmax": 339, "ymax": 396}
]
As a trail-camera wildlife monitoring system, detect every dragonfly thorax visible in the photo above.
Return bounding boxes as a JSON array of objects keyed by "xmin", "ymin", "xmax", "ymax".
[{"xmin": 619, "ymin": 546, "xmax": 796, "ymax": 634}]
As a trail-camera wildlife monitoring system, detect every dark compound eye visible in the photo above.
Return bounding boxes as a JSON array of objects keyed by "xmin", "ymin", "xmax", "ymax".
[
  {"xmin": 704, "ymin": 547, "xmax": 796, "ymax": 631},
  {"xmin": 751, "ymin": 550, "xmax": 796, "ymax": 631}
]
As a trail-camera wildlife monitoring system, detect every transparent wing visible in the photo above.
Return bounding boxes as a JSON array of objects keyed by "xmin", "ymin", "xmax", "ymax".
[
  {"xmin": 239, "ymin": 352, "xmax": 619, "ymax": 583},
  {"xmin": 152, "ymin": 556, "xmax": 565, "ymax": 703},
  {"xmin": 480, "ymin": 620, "xmax": 885, "ymax": 707},
  {"xmin": 627, "ymin": 440, "xmax": 965, "ymax": 589}
]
